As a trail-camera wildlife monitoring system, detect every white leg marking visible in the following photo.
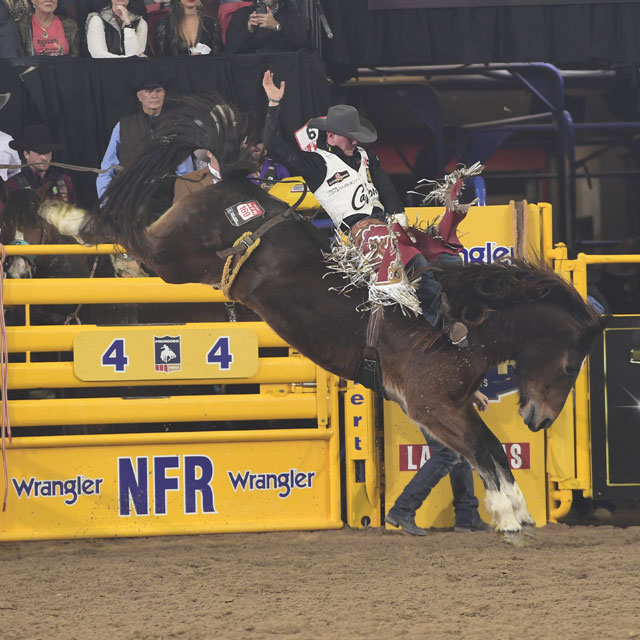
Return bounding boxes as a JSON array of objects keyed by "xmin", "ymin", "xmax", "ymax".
[
  {"xmin": 503, "ymin": 478, "xmax": 536, "ymax": 526},
  {"xmin": 485, "ymin": 488, "xmax": 521, "ymax": 532}
]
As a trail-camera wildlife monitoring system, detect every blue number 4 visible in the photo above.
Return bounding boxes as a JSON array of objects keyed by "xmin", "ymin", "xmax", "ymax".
[
  {"xmin": 207, "ymin": 337, "xmax": 233, "ymax": 370},
  {"xmin": 101, "ymin": 338, "xmax": 129, "ymax": 372}
]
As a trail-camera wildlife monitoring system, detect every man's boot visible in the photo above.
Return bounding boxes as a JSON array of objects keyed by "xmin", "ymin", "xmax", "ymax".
[{"xmin": 440, "ymin": 293, "xmax": 468, "ymax": 348}]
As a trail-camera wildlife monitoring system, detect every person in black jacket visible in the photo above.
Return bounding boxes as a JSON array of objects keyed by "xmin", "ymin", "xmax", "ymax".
[
  {"xmin": 225, "ymin": 0, "xmax": 308, "ymax": 54},
  {"xmin": 155, "ymin": 0, "xmax": 221, "ymax": 56}
]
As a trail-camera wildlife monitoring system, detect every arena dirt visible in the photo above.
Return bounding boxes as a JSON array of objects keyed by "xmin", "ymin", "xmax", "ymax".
[{"xmin": 1, "ymin": 523, "xmax": 639, "ymax": 640}]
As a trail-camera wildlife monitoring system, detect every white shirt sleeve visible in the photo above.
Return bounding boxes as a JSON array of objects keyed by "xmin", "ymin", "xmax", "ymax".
[
  {"xmin": 0, "ymin": 132, "xmax": 21, "ymax": 182},
  {"xmin": 123, "ymin": 18, "xmax": 147, "ymax": 57},
  {"xmin": 87, "ymin": 15, "xmax": 147, "ymax": 58}
]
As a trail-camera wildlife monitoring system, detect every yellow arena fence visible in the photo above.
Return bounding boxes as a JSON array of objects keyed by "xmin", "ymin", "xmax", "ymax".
[
  {"xmin": 0, "ymin": 200, "xmax": 616, "ymax": 539},
  {"xmin": 0, "ymin": 256, "xmax": 342, "ymax": 540}
]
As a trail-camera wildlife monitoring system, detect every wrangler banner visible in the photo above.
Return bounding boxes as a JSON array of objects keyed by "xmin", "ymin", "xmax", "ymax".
[{"xmin": 0, "ymin": 430, "xmax": 342, "ymax": 541}]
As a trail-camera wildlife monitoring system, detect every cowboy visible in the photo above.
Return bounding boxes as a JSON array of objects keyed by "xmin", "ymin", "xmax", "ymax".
[
  {"xmin": 6, "ymin": 123, "xmax": 77, "ymax": 204},
  {"xmin": 262, "ymin": 70, "xmax": 466, "ymax": 345},
  {"xmin": 97, "ymin": 67, "xmax": 194, "ymax": 199}
]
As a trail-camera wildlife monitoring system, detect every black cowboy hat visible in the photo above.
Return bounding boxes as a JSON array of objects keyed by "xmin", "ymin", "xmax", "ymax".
[
  {"xmin": 9, "ymin": 124, "xmax": 61, "ymax": 154},
  {"xmin": 129, "ymin": 66, "xmax": 173, "ymax": 92},
  {"xmin": 0, "ymin": 92, "xmax": 10, "ymax": 112},
  {"xmin": 307, "ymin": 105, "xmax": 377, "ymax": 144}
]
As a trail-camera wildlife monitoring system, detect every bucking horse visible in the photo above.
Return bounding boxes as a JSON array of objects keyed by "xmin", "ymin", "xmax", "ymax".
[{"xmin": 43, "ymin": 96, "xmax": 607, "ymax": 542}]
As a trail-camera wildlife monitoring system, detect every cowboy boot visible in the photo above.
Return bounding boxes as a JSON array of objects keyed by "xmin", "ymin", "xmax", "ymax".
[{"xmin": 440, "ymin": 293, "xmax": 469, "ymax": 348}]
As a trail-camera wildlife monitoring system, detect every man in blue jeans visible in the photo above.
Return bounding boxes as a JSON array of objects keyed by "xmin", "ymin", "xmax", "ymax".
[
  {"xmin": 386, "ymin": 389, "xmax": 490, "ymax": 535},
  {"xmin": 387, "ymin": 251, "xmax": 491, "ymax": 536}
]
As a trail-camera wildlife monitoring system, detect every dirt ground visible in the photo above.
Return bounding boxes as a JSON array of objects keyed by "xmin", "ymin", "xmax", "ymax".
[{"xmin": 1, "ymin": 517, "xmax": 639, "ymax": 640}]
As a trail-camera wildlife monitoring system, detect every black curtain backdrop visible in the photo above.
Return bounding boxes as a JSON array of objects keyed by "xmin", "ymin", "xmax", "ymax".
[
  {"xmin": 321, "ymin": 1, "xmax": 640, "ymax": 75},
  {"xmin": 0, "ymin": 52, "xmax": 330, "ymax": 207}
]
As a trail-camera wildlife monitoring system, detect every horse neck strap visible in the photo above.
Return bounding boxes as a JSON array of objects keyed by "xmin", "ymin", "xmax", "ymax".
[
  {"xmin": 216, "ymin": 207, "xmax": 295, "ymax": 259},
  {"xmin": 216, "ymin": 183, "xmax": 309, "ymax": 260},
  {"xmin": 220, "ymin": 232, "xmax": 262, "ymax": 300}
]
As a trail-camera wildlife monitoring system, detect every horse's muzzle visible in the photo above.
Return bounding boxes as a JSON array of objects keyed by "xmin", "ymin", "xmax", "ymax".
[{"xmin": 519, "ymin": 404, "xmax": 555, "ymax": 432}]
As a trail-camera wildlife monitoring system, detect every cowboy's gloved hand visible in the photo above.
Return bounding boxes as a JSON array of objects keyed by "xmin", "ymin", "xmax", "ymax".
[{"xmin": 391, "ymin": 212, "xmax": 409, "ymax": 229}]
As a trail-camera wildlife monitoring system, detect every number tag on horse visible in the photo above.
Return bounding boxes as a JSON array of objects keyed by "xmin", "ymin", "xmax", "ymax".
[{"xmin": 225, "ymin": 201, "xmax": 265, "ymax": 226}]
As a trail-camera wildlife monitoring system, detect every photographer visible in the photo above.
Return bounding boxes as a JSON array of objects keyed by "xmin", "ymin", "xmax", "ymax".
[{"xmin": 225, "ymin": 0, "xmax": 309, "ymax": 53}]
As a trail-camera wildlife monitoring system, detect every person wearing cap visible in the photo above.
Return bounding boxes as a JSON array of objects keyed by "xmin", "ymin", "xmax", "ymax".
[
  {"xmin": 96, "ymin": 68, "xmax": 194, "ymax": 199},
  {"xmin": 5, "ymin": 123, "xmax": 77, "ymax": 204},
  {"xmin": 262, "ymin": 70, "xmax": 466, "ymax": 346}
]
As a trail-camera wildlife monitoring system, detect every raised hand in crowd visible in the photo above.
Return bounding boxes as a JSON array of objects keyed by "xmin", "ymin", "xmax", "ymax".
[{"xmin": 262, "ymin": 69, "xmax": 285, "ymax": 104}]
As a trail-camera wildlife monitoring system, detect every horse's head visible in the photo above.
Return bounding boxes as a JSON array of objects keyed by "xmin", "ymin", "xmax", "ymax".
[
  {"xmin": 5, "ymin": 254, "xmax": 34, "ymax": 278},
  {"xmin": 515, "ymin": 312, "xmax": 609, "ymax": 431}
]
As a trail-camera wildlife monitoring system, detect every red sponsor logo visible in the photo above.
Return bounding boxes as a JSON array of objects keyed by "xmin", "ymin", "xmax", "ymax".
[
  {"xmin": 399, "ymin": 442, "xmax": 530, "ymax": 471},
  {"xmin": 236, "ymin": 201, "xmax": 264, "ymax": 221}
]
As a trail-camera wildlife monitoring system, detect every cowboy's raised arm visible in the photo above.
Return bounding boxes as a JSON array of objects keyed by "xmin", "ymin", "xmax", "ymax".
[{"xmin": 262, "ymin": 70, "xmax": 318, "ymax": 179}]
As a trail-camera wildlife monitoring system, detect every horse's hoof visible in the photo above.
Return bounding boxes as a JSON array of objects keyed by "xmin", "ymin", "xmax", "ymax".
[
  {"xmin": 499, "ymin": 530, "xmax": 527, "ymax": 547},
  {"xmin": 521, "ymin": 523, "xmax": 537, "ymax": 538}
]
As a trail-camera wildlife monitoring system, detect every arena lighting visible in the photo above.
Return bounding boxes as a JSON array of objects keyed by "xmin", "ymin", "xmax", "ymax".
[{"xmin": 617, "ymin": 385, "xmax": 640, "ymax": 412}]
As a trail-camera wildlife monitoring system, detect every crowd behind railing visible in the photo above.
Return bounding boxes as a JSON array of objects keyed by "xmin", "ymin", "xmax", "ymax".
[{"xmin": 0, "ymin": 0, "xmax": 310, "ymax": 58}]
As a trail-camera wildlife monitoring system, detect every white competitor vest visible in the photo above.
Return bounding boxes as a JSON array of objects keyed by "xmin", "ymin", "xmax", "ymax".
[{"xmin": 312, "ymin": 148, "xmax": 384, "ymax": 226}]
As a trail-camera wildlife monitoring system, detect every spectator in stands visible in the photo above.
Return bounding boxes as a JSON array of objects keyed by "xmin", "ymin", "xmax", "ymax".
[
  {"xmin": 6, "ymin": 124, "xmax": 77, "ymax": 204},
  {"xmin": 97, "ymin": 67, "xmax": 194, "ymax": 199},
  {"xmin": 173, "ymin": 149, "xmax": 220, "ymax": 203},
  {"xmin": 248, "ymin": 140, "xmax": 289, "ymax": 189},
  {"xmin": 16, "ymin": 0, "xmax": 79, "ymax": 55},
  {"xmin": 0, "ymin": 92, "xmax": 21, "ymax": 213},
  {"xmin": 225, "ymin": 0, "xmax": 307, "ymax": 54},
  {"xmin": 0, "ymin": 93, "xmax": 21, "ymax": 182},
  {"xmin": 86, "ymin": 0, "xmax": 148, "ymax": 58},
  {"xmin": 386, "ymin": 424, "xmax": 491, "ymax": 536},
  {"xmin": 0, "ymin": 0, "xmax": 27, "ymax": 57},
  {"xmin": 154, "ymin": 0, "xmax": 221, "ymax": 56}
]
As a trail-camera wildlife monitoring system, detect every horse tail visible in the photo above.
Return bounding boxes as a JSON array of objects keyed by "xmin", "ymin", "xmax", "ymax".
[{"xmin": 93, "ymin": 94, "xmax": 255, "ymax": 257}]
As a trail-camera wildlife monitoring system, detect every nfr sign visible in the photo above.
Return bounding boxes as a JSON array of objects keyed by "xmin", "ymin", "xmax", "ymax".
[{"xmin": 118, "ymin": 455, "xmax": 216, "ymax": 517}]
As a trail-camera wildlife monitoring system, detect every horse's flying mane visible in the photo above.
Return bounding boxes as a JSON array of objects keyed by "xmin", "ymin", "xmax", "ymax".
[
  {"xmin": 84, "ymin": 93, "xmax": 256, "ymax": 256},
  {"xmin": 437, "ymin": 258, "xmax": 601, "ymax": 329}
]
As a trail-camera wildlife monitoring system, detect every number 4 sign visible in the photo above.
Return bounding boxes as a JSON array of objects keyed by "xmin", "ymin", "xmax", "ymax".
[
  {"xmin": 74, "ymin": 328, "xmax": 258, "ymax": 381},
  {"xmin": 206, "ymin": 336, "xmax": 233, "ymax": 370},
  {"xmin": 101, "ymin": 338, "xmax": 129, "ymax": 372}
]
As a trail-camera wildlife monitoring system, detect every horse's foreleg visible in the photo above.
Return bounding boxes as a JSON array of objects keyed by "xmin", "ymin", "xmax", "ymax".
[
  {"xmin": 460, "ymin": 405, "xmax": 535, "ymax": 532},
  {"xmin": 409, "ymin": 401, "xmax": 532, "ymax": 534}
]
